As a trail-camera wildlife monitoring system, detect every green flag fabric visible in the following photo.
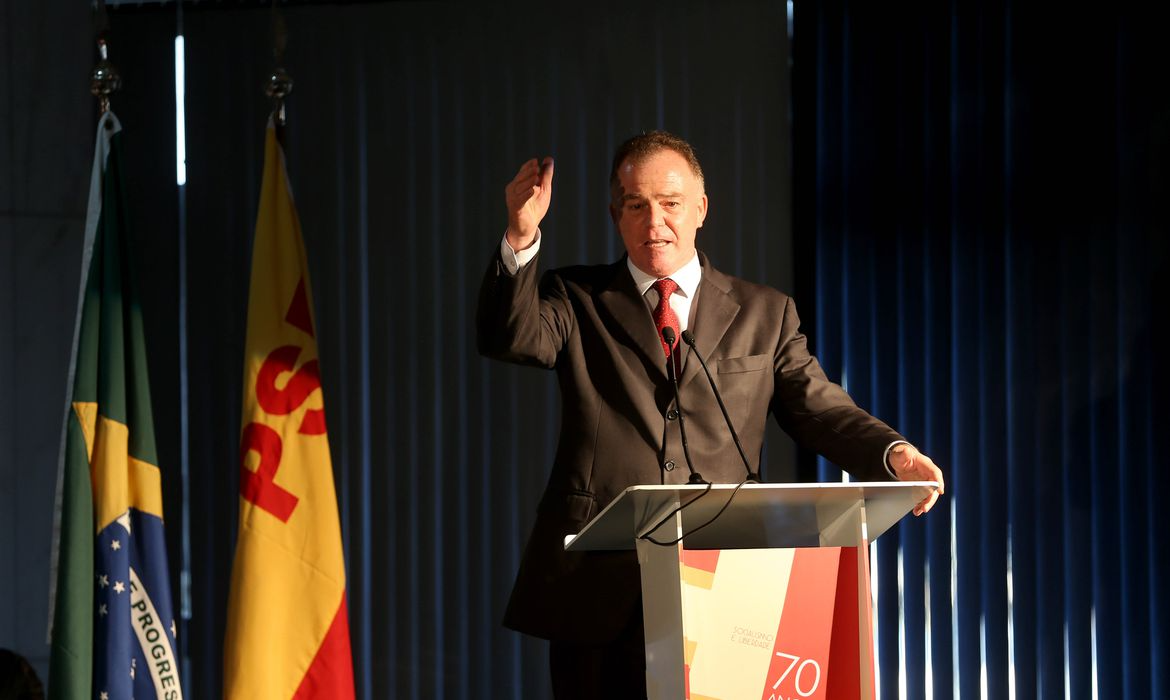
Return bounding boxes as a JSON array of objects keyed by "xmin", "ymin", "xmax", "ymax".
[{"xmin": 48, "ymin": 112, "xmax": 184, "ymax": 700}]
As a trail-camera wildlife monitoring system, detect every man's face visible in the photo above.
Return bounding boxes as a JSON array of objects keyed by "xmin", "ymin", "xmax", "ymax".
[{"xmin": 611, "ymin": 149, "xmax": 708, "ymax": 278}]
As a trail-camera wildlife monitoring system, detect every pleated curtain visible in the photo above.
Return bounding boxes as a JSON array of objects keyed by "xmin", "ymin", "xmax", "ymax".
[{"xmin": 794, "ymin": 2, "xmax": 1170, "ymax": 698}]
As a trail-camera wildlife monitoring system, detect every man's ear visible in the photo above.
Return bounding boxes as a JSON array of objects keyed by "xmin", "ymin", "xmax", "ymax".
[
  {"xmin": 609, "ymin": 203, "xmax": 620, "ymax": 226},
  {"xmin": 696, "ymin": 194, "xmax": 709, "ymax": 228}
]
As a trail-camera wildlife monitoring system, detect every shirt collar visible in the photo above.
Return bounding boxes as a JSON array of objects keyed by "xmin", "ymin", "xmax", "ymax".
[{"xmin": 627, "ymin": 252, "xmax": 702, "ymax": 299}]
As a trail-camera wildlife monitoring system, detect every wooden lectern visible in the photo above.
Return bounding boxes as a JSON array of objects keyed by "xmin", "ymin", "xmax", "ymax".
[{"xmin": 565, "ymin": 481, "xmax": 938, "ymax": 700}]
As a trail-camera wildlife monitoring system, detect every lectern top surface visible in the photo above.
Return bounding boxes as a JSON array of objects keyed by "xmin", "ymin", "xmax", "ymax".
[{"xmin": 564, "ymin": 481, "xmax": 939, "ymax": 552}]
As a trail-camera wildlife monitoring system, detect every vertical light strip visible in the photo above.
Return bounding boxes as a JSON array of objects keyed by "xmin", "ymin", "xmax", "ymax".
[
  {"xmin": 173, "ymin": 24, "xmax": 191, "ymax": 695},
  {"xmin": 1090, "ymin": 606, "xmax": 1098, "ymax": 700},
  {"xmin": 898, "ymin": 545, "xmax": 907, "ymax": 700},
  {"xmin": 925, "ymin": 559, "xmax": 933, "ymax": 700},
  {"xmin": 952, "ymin": 499, "xmax": 960, "ymax": 700},
  {"xmin": 1064, "ymin": 622, "xmax": 1072, "ymax": 700},
  {"xmin": 174, "ymin": 35, "xmax": 187, "ymax": 186},
  {"xmin": 980, "ymin": 615, "xmax": 988, "ymax": 699},
  {"xmin": 872, "ymin": 540, "xmax": 881, "ymax": 696},
  {"xmin": 1007, "ymin": 532, "xmax": 1016, "ymax": 700}
]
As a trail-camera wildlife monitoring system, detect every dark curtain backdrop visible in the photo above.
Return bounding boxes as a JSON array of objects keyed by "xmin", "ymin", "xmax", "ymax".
[
  {"xmin": 106, "ymin": 2, "xmax": 793, "ymax": 698},
  {"xmin": 793, "ymin": 2, "xmax": 1169, "ymax": 699}
]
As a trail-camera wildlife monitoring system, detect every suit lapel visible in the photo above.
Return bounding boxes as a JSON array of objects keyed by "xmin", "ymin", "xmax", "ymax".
[
  {"xmin": 679, "ymin": 257, "xmax": 740, "ymax": 390},
  {"xmin": 595, "ymin": 253, "xmax": 741, "ymax": 385},
  {"xmin": 596, "ymin": 258, "xmax": 670, "ymax": 379}
]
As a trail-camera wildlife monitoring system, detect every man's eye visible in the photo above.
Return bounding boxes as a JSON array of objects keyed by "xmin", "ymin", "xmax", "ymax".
[
  {"xmin": 664, "ymin": 201, "xmax": 680, "ymax": 208},
  {"xmin": 627, "ymin": 202, "xmax": 643, "ymax": 211}
]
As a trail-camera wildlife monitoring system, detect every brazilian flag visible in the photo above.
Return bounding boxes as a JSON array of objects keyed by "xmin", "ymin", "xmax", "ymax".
[{"xmin": 48, "ymin": 112, "xmax": 183, "ymax": 700}]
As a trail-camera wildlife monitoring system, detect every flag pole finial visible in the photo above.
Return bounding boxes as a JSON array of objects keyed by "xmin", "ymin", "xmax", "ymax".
[
  {"xmin": 266, "ymin": 68, "xmax": 294, "ymax": 126},
  {"xmin": 90, "ymin": 36, "xmax": 121, "ymax": 115},
  {"xmin": 266, "ymin": 0, "xmax": 292, "ymax": 125}
]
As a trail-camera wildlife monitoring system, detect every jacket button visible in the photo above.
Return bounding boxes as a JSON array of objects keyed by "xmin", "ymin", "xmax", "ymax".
[
  {"xmin": 667, "ymin": 409, "xmax": 679, "ymax": 421},
  {"xmin": 664, "ymin": 459, "xmax": 676, "ymax": 472}
]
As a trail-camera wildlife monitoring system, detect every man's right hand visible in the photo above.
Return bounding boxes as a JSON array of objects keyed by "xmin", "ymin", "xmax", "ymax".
[{"xmin": 505, "ymin": 156, "xmax": 554, "ymax": 251}]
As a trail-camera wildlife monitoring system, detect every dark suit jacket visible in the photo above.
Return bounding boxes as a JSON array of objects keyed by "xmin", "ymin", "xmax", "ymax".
[{"xmin": 476, "ymin": 249, "xmax": 903, "ymax": 643}]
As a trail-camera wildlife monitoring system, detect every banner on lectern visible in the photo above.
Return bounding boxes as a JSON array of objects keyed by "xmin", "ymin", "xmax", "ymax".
[{"xmin": 679, "ymin": 546, "xmax": 869, "ymax": 700}]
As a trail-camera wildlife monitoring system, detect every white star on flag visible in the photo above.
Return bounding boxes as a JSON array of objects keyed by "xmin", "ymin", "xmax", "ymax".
[
  {"xmin": 110, "ymin": 539, "xmax": 121, "ymax": 551},
  {"xmin": 99, "ymin": 604, "xmax": 108, "ymax": 617},
  {"xmin": 113, "ymin": 581, "xmax": 125, "ymax": 594},
  {"xmin": 100, "ymin": 692, "xmax": 109, "ymax": 700},
  {"xmin": 98, "ymin": 574, "xmax": 109, "ymax": 588}
]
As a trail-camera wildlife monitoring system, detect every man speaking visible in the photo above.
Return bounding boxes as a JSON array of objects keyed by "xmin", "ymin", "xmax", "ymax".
[{"xmin": 477, "ymin": 131, "xmax": 943, "ymax": 698}]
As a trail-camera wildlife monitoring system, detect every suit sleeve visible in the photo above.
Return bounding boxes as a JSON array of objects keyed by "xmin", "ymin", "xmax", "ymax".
[
  {"xmin": 769, "ymin": 296, "xmax": 904, "ymax": 481},
  {"xmin": 475, "ymin": 249, "xmax": 576, "ymax": 369}
]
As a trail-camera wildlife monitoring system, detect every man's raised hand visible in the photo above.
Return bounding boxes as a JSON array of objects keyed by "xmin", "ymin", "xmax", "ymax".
[{"xmin": 505, "ymin": 157, "xmax": 554, "ymax": 251}]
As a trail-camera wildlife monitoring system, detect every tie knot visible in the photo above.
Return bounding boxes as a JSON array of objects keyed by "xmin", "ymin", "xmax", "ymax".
[{"xmin": 653, "ymin": 278, "xmax": 679, "ymax": 299}]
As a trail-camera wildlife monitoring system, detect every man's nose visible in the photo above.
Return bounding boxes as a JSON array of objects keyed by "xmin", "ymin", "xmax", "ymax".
[{"xmin": 648, "ymin": 203, "xmax": 666, "ymax": 227}]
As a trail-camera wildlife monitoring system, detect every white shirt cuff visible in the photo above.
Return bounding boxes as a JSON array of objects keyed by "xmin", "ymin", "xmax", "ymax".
[
  {"xmin": 882, "ymin": 440, "xmax": 910, "ymax": 479},
  {"xmin": 500, "ymin": 230, "xmax": 541, "ymax": 275}
]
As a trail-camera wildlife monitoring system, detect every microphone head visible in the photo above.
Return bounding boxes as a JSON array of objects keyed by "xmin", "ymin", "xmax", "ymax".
[
  {"xmin": 662, "ymin": 327, "xmax": 677, "ymax": 345},
  {"xmin": 681, "ymin": 330, "xmax": 696, "ymax": 346}
]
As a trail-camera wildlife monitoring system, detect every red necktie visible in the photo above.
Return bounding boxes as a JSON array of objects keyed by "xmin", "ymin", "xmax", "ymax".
[{"xmin": 652, "ymin": 278, "xmax": 680, "ymax": 359}]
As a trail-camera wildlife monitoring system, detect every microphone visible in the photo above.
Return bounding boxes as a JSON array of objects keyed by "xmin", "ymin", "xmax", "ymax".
[
  {"xmin": 680, "ymin": 330, "xmax": 759, "ymax": 482},
  {"xmin": 662, "ymin": 327, "xmax": 705, "ymax": 485}
]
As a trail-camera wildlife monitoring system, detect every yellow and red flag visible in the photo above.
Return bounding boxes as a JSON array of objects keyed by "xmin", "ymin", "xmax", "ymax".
[{"xmin": 223, "ymin": 120, "xmax": 354, "ymax": 698}]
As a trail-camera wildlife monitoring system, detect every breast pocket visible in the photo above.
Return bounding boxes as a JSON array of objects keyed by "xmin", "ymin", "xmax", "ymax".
[
  {"xmin": 716, "ymin": 354, "xmax": 771, "ymax": 375},
  {"xmin": 713, "ymin": 354, "xmax": 773, "ymax": 427}
]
